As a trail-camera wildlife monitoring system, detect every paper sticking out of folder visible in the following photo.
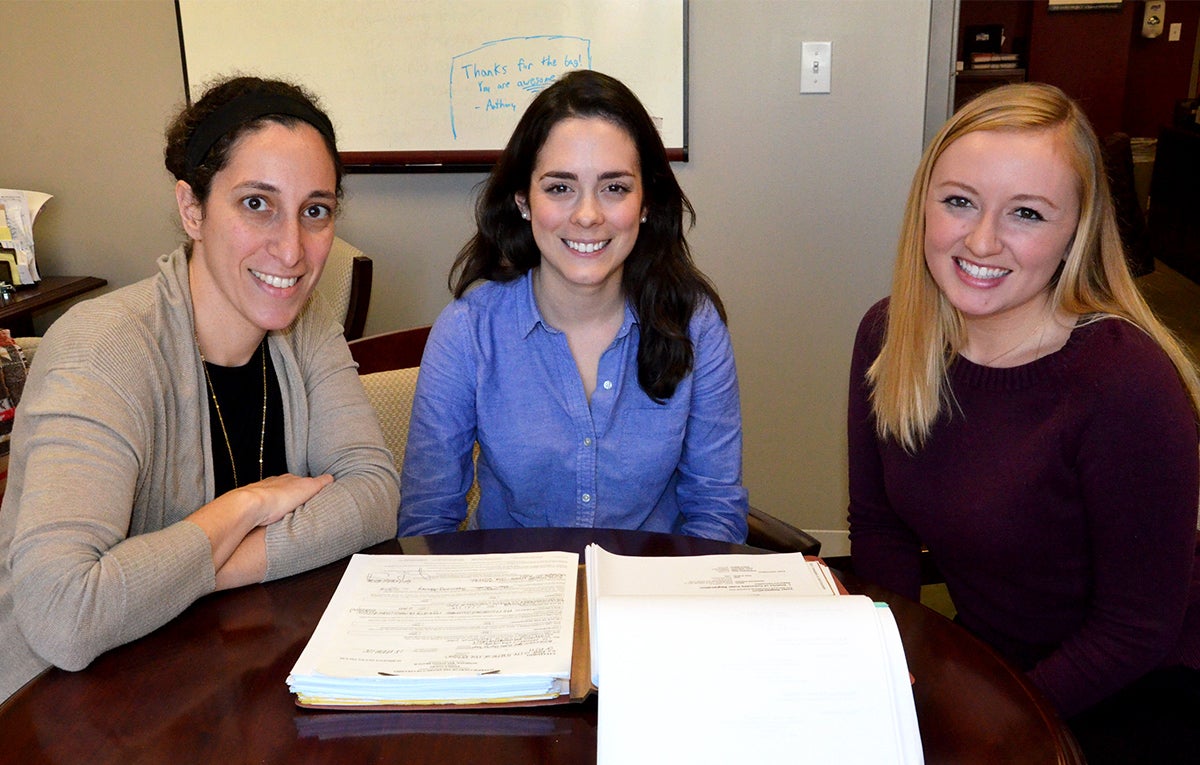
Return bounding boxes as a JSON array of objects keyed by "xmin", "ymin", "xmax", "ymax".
[{"xmin": 0, "ymin": 189, "xmax": 52, "ymax": 285}]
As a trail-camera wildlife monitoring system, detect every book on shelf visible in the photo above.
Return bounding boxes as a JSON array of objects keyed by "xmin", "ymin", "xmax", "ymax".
[
  {"xmin": 970, "ymin": 52, "xmax": 1019, "ymax": 63},
  {"xmin": 969, "ymin": 52, "xmax": 1020, "ymax": 70},
  {"xmin": 287, "ymin": 545, "xmax": 922, "ymax": 762}
]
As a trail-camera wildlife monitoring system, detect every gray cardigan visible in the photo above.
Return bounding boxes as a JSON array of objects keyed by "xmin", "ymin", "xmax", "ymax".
[{"xmin": 0, "ymin": 248, "xmax": 399, "ymax": 700}]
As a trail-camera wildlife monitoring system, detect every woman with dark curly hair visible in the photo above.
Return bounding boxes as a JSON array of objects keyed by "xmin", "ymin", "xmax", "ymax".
[
  {"xmin": 0, "ymin": 76, "xmax": 398, "ymax": 702},
  {"xmin": 399, "ymin": 70, "xmax": 747, "ymax": 541}
]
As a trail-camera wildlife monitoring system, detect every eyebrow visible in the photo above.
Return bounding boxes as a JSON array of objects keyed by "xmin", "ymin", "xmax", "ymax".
[
  {"xmin": 538, "ymin": 170, "xmax": 636, "ymax": 182},
  {"xmin": 934, "ymin": 181, "xmax": 1061, "ymax": 211},
  {"xmin": 235, "ymin": 180, "xmax": 337, "ymax": 200}
]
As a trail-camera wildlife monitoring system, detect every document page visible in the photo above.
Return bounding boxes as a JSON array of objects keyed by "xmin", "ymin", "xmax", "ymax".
[
  {"xmin": 584, "ymin": 544, "xmax": 838, "ymax": 684},
  {"xmin": 288, "ymin": 551, "xmax": 579, "ymax": 705},
  {"xmin": 595, "ymin": 595, "xmax": 923, "ymax": 765}
]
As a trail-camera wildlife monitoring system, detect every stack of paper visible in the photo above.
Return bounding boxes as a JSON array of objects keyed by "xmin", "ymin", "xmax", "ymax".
[
  {"xmin": 0, "ymin": 189, "xmax": 51, "ymax": 285},
  {"xmin": 287, "ymin": 551, "xmax": 579, "ymax": 707},
  {"xmin": 584, "ymin": 544, "xmax": 840, "ymax": 685},
  {"xmin": 589, "ymin": 547, "xmax": 923, "ymax": 764}
]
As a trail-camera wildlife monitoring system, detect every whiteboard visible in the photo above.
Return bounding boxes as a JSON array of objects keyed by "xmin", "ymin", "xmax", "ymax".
[{"xmin": 176, "ymin": 0, "xmax": 687, "ymax": 171}]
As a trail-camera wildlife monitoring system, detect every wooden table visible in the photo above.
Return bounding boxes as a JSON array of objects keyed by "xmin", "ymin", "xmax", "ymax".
[
  {"xmin": 0, "ymin": 528, "xmax": 1083, "ymax": 764},
  {"xmin": 0, "ymin": 275, "xmax": 107, "ymax": 336}
]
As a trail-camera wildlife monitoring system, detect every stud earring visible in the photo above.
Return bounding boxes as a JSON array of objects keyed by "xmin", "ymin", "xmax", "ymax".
[
  {"xmin": 520, "ymin": 209, "xmax": 530, "ymax": 220},
  {"xmin": 640, "ymin": 215, "xmax": 647, "ymax": 223}
]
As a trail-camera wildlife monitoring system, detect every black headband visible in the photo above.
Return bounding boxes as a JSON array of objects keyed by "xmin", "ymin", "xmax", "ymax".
[{"xmin": 184, "ymin": 90, "xmax": 337, "ymax": 173}]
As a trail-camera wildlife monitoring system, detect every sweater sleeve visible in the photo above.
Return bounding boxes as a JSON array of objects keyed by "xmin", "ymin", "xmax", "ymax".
[
  {"xmin": 263, "ymin": 304, "xmax": 400, "ymax": 580},
  {"xmin": 846, "ymin": 300, "xmax": 924, "ymax": 602},
  {"xmin": 1027, "ymin": 325, "xmax": 1199, "ymax": 717},
  {"xmin": 8, "ymin": 324, "xmax": 216, "ymax": 672}
]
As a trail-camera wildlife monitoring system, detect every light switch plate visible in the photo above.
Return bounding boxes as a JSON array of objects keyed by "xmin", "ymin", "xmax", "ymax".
[{"xmin": 801, "ymin": 41, "xmax": 831, "ymax": 94}]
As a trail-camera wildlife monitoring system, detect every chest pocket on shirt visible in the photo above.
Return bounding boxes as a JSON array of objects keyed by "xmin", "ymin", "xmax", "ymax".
[{"xmin": 616, "ymin": 402, "xmax": 686, "ymax": 481}]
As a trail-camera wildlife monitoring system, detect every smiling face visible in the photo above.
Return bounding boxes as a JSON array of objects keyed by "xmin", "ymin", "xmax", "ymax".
[
  {"xmin": 179, "ymin": 120, "xmax": 337, "ymax": 364},
  {"xmin": 515, "ymin": 116, "xmax": 645, "ymax": 305},
  {"xmin": 923, "ymin": 127, "xmax": 1081, "ymax": 337}
]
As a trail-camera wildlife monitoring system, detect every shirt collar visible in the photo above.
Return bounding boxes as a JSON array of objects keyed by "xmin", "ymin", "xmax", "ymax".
[{"xmin": 517, "ymin": 270, "xmax": 639, "ymax": 341}]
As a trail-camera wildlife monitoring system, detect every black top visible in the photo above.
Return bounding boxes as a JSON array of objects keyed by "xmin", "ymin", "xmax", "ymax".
[{"xmin": 203, "ymin": 341, "xmax": 287, "ymax": 494}]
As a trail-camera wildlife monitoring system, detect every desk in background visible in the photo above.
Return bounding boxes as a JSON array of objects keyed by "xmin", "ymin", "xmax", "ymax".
[
  {"xmin": 0, "ymin": 528, "xmax": 1083, "ymax": 764},
  {"xmin": 0, "ymin": 275, "xmax": 107, "ymax": 336}
]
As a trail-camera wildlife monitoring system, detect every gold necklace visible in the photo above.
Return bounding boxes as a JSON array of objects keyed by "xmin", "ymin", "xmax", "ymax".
[
  {"xmin": 975, "ymin": 298, "xmax": 1058, "ymax": 368},
  {"xmin": 981, "ymin": 319, "xmax": 1049, "ymax": 367},
  {"xmin": 198, "ymin": 338, "xmax": 267, "ymax": 488}
]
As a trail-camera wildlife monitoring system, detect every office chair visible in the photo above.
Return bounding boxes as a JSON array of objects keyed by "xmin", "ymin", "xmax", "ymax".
[
  {"xmin": 746, "ymin": 508, "xmax": 821, "ymax": 555},
  {"xmin": 315, "ymin": 236, "xmax": 373, "ymax": 340},
  {"xmin": 348, "ymin": 326, "xmax": 481, "ymax": 522},
  {"xmin": 349, "ymin": 325, "xmax": 430, "ymax": 375},
  {"xmin": 348, "ymin": 325, "xmax": 427, "ymax": 469}
]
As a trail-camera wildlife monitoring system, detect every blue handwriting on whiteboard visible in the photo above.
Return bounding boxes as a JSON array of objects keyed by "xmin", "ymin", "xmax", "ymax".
[{"xmin": 449, "ymin": 36, "xmax": 592, "ymax": 141}]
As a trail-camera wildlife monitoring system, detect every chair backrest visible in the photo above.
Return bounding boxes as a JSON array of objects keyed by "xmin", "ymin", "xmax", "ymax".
[
  {"xmin": 348, "ymin": 325, "xmax": 431, "ymax": 472},
  {"xmin": 348, "ymin": 326, "xmax": 480, "ymax": 522},
  {"xmin": 349, "ymin": 325, "xmax": 431, "ymax": 375},
  {"xmin": 315, "ymin": 236, "xmax": 373, "ymax": 340},
  {"xmin": 359, "ymin": 366, "xmax": 421, "ymax": 472}
]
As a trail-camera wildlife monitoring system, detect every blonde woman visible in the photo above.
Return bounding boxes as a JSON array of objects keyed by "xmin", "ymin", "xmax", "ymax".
[{"xmin": 848, "ymin": 83, "xmax": 1199, "ymax": 763}]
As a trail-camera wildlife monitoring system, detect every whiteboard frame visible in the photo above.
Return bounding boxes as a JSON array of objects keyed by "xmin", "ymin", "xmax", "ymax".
[{"xmin": 174, "ymin": 1, "xmax": 689, "ymax": 173}]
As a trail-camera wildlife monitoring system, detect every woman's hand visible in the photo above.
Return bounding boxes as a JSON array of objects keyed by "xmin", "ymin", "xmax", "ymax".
[
  {"xmin": 229, "ymin": 473, "xmax": 335, "ymax": 528},
  {"xmin": 187, "ymin": 473, "xmax": 334, "ymax": 589}
]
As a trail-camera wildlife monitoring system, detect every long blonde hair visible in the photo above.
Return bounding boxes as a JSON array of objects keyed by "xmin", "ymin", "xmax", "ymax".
[{"xmin": 868, "ymin": 82, "xmax": 1200, "ymax": 451}]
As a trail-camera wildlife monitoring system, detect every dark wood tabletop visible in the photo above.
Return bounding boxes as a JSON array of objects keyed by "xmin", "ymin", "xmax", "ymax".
[{"xmin": 0, "ymin": 528, "xmax": 1083, "ymax": 764}]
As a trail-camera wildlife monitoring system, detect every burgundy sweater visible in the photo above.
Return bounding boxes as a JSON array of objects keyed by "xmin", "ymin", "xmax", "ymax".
[{"xmin": 848, "ymin": 299, "xmax": 1200, "ymax": 717}]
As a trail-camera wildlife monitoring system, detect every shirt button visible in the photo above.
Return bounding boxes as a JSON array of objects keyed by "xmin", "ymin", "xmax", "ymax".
[
  {"xmin": 582, "ymin": 493, "xmax": 592, "ymax": 503},
  {"xmin": 602, "ymin": 380, "xmax": 613, "ymax": 390},
  {"xmin": 584, "ymin": 437, "xmax": 592, "ymax": 446}
]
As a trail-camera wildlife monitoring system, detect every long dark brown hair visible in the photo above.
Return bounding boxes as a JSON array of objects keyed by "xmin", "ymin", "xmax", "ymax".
[{"xmin": 450, "ymin": 70, "xmax": 726, "ymax": 401}]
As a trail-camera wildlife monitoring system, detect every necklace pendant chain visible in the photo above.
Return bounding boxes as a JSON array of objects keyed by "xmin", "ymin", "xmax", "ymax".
[{"xmin": 198, "ymin": 337, "xmax": 268, "ymax": 488}]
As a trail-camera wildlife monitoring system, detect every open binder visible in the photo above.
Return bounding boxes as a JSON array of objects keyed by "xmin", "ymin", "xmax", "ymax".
[{"xmin": 287, "ymin": 545, "xmax": 922, "ymax": 761}]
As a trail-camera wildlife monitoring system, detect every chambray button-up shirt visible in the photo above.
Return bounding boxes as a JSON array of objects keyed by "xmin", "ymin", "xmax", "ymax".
[{"xmin": 398, "ymin": 272, "xmax": 748, "ymax": 542}]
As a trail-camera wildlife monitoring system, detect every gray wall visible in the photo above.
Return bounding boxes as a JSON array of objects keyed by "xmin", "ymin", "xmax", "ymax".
[{"xmin": 2, "ymin": 0, "xmax": 931, "ymax": 536}]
